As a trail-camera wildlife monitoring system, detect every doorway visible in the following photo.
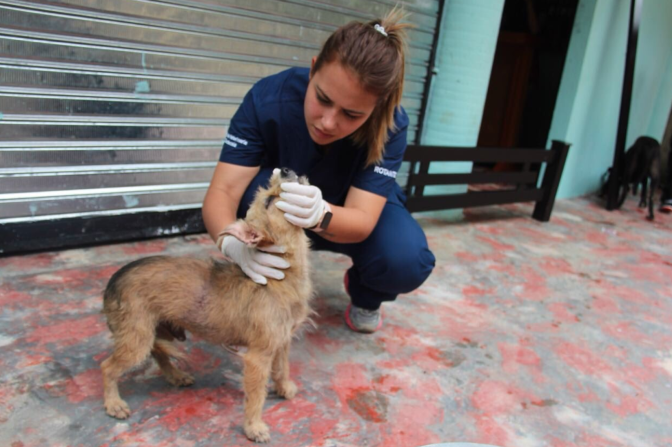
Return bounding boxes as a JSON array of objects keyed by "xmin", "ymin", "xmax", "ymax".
[{"xmin": 477, "ymin": 0, "xmax": 578, "ymax": 169}]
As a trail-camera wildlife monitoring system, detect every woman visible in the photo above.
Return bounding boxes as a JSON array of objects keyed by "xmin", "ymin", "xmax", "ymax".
[{"xmin": 202, "ymin": 9, "xmax": 435, "ymax": 333}]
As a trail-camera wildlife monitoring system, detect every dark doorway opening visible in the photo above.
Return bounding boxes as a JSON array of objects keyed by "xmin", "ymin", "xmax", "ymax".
[{"xmin": 476, "ymin": 0, "xmax": 578, "ymax": 170}]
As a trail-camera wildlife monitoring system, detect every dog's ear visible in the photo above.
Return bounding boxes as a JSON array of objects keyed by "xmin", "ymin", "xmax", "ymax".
[{"xmin": 219, "ymin": 220, "xmax": 273, "ymax": 247}]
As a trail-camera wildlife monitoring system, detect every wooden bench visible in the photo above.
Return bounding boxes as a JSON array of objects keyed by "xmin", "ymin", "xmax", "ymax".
[{"xmin": 402, "ymin": 140, "xmax": 570, "ymax": 222}]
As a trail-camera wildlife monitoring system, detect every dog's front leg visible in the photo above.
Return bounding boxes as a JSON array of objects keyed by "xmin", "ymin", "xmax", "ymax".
[
  {"xmin": 647, "ymin": 177, "xmax": 657, "ymax": 220},
  {"xmin": 242, "ymin": 349, "xmax": 273, "ymax": 443},
  {"xmin": 272, "ymin": 342, "xmax": 297, "ymax": 399},
  {"xmin": 639, "ymin": 180, "xmax": 648, "ymax": 208}
]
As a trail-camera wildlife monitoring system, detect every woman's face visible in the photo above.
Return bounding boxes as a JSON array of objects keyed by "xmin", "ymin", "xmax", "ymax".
[{"xmin": 304, "ymin": 58, "xmax": 378, "ymax": 145}]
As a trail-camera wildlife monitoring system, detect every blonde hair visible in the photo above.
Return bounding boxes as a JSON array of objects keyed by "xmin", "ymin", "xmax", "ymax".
[{"xmin": 313, "ymin": 8, "xmax": 412, "ymax": 166}]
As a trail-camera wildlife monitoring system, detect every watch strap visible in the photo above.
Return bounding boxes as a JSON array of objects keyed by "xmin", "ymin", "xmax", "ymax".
[{"xmin": 310, "ymin": 202, "xmax": 332, "ymax": 233}]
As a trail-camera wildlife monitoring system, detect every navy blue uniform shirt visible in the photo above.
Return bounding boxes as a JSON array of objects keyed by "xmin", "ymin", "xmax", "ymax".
[{"xmin": 219, "ymin": 67, "xmax": 409, "ymax": 206}]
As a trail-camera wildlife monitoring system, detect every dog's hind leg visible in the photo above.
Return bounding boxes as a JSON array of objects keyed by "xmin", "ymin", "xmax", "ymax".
[
  {"xmin": 101, "ymin": 315, "xmax": 156, "ymax": 419},
  {"xmin": 271, "ymin": 342, "xmax": 297, "ymax": 400},
  {"xmin": 151, "ymin": 340, "xmax": 194, "ymax": 387},
  {"xmin": 242, "ymin": 349, "xmax": 274, "ymax": 443}
]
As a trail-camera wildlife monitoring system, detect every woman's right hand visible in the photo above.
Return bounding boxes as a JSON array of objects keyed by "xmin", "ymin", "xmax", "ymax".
[{"xmin": 219, "ymin": 235, "xmax": 290, "ymax": 285}]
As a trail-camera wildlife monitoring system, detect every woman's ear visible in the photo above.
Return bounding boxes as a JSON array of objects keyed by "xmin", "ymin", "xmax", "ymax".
[{"xmin": 309, "ymin": 56, "xmax": 317, "ymax": 78}]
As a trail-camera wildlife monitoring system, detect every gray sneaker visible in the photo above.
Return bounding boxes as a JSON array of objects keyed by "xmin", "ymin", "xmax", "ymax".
[{"xmin": 344, "ymin": 304, "xmax": 382, "ymax": 333}]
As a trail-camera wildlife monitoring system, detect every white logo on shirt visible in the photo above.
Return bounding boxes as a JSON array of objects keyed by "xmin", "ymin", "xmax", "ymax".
[
  {"xmin": 224, "ymin": 133, "xmax": 248, "ymax": 148},
  {"xmin": 374, "ymin": 166, "xmax": 397, "ymax": 178}
]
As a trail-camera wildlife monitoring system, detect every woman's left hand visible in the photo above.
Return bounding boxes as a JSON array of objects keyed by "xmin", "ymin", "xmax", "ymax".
[{"xmin": 275, "ymin": 182, "xmax": 326, "ymax": 229}]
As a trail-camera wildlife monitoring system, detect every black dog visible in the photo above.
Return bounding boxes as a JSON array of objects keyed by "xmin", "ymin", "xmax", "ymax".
[{"xmin": 616, "ymin": 136, "xmax": 661, "ymax": 220}]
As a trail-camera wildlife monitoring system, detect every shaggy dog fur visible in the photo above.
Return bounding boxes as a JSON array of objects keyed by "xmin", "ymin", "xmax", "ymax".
[
  {"xmin": 617, "ymin": 136, "xmax": 662, "ymax": 220},
  {"xmin": 100, "ymin": 168, "xmax": 313, "ymax": 443}
]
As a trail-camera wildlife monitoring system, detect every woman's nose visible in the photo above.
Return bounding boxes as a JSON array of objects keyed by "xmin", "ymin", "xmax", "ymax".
[{"xmin": 321, "ymin": 109, "xmax": 337, "ymax": 131}]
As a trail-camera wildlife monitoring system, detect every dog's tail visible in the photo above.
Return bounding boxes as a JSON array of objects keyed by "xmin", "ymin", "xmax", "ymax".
[{"xmin": 152, "ymin": 339, "xmax": 186, "ymax": 361}]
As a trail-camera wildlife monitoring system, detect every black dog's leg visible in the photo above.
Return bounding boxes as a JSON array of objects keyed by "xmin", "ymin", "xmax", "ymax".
[
  {"xmin": 639, "ymin": 180, "xmax": 648, "ymax": 208},
  {"xmin": 647, "ymin": 177, "xmax": 656, "ymax": 220}
]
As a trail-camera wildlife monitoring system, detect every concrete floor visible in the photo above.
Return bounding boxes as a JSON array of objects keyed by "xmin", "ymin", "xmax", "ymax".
[{"xmin": 1, "ymin": 195, "xmax": 671, "ymax": 447}]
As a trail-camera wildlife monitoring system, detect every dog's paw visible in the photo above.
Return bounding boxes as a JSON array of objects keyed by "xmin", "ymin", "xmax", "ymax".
[
  {"xmin": 244, "ymin": 421, "xmax": 271, "ymax": 443},
  {"xmin": 105, "ymin": 398, "xmax": 131, "ymax": 419},
  {"xmin": 166, "ymin": 369, "xmax": 195, "ymax": 387},
  {"xmin": 275, "ymin": 380, "xmax": 298, "ymax": 400}
]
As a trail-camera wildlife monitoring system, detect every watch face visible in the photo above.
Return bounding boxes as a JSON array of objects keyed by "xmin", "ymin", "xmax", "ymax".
[{"xmin": 320, "ymin": 212, "xmax": 333, "ymax": 230}]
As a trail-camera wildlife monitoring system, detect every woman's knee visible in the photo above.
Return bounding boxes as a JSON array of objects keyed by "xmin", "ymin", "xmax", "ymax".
[{"xmin": 358, "ymin": 242, "xmax": 435, "ymax": 294}]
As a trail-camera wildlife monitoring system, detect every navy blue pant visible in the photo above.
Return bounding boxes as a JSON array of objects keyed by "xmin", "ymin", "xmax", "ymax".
[{"xmin": 238, "ymin": 169, "xmax": 435, "ymax": 310}]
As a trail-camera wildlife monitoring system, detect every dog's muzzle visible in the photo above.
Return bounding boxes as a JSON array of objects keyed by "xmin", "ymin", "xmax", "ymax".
[{"xmin": 279, "ymin": 167, "xmax": 298, "ymax": 182}]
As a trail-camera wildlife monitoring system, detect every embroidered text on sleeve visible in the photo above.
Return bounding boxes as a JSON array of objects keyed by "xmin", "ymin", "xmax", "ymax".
[
  {"xmin": 373, "ymin": 166, "xmax": 397, "ymax": 179},
  {"xmin": 224, "ymin": 133, "xmax": 249, "ymax": 148}
]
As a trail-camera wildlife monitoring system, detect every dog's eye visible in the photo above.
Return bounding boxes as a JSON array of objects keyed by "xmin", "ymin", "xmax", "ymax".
[{"xmin": 264, "ymin": 196, "xmax": 275, "ymax": 209}]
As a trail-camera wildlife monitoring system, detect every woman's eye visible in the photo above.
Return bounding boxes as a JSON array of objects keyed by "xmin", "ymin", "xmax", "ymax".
[
  {"xmin": 317, "ymin": 95, "xmax": 329, "ymax": 105},
  {"xmin": 344, "ymin": 112, "xmax": 357, "ymax": 120}
]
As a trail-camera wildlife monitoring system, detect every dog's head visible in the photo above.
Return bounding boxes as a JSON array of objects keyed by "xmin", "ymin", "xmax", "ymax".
[{"xmin": 220, "ymin": 168, "xmax": 309, "ymax": 250}]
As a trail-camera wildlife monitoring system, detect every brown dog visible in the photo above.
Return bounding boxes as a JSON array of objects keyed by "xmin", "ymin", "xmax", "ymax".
[{"xmin": 100, "ymin": 168, "xmax": 313, "ymax": 443}]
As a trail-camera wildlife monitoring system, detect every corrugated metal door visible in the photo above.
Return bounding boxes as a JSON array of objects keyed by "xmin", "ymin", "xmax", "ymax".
[{"xmin": 0, "ymin": 0, "xmax": 441, "ymax": 255}]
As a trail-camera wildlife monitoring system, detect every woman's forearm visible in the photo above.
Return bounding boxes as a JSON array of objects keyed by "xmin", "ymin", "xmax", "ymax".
[
  {"xmin": 202, "ymin": 162, "xmax": 261, "ymax": 244},
  {"xmin": 202, "ymin": 186, "xmax": 239, "ymax": 243},
  {"xmin": 315, "ymin": 203, "xmax": 376, "ymax": 243}
]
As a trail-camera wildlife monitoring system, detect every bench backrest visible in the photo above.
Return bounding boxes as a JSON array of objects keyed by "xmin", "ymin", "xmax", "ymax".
[{"xmin": 402, "ymin": 140, "xmax": 570, "ymax": 222}]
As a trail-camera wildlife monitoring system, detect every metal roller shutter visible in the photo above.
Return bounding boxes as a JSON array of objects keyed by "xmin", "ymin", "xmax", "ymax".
[{"xmin": 0, "ymin": 0, "xmax": 441, "ymax": 255}]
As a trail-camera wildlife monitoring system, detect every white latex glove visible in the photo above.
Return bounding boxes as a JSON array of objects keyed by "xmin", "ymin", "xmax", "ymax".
[
  {"xmin": 275, "ymin": 182, "xmax": 326, "ymax": 228},
  {"xmin": 220, "ymin": 235, "xmax": 290, "ymax": 285}
]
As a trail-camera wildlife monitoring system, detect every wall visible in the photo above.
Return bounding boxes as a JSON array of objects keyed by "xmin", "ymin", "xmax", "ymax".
[
  {"xmin": 419, "ymin": 0, "xmax": 505, "ymax": 209},
  {"xmin": 628, "ymin": 0, "xmax": 672, "ymax": 144},
  {"xmin": 548, "ymin": 0, "xmax": 672, "ymax": 199}
]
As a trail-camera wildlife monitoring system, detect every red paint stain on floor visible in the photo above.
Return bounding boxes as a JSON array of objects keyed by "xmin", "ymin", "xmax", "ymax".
[
  {"xmin": 555, "ymin": 342, "xmax": 614, "ymax": 377},
  {"xmin": 462, "ymin": 285, "xmax": 494, "ymax": 297},
  {"xmin": 65, "ymin": 368, "xmax": 103, "ymax": 403},
  {"xmin": 146, "ymin": 388, "xmax": 234, "ymax": 432},
  {"xmin": 590, "ymin": 293, "xmax": 621, "ymax": 314},
  {"xmin": 380, "ymin": 401, "xmax": 443, "ymax": 447},
  {"xmin": 0, "ymin": 287, "xmax": 35, "ymax": 308},
  {"xmin": 477, "ymin": 235, "xmax": 516, "ymax": 252},
  {"xmin": 602, "ymin": 282, "xmax": 661, "ymax": 310},
  {"xmin": 606, "ymin": 390, "xmax": 654, "ymax": 417},
  {"xmin": 264, "ymin": 399, "xmax": 319, "ymax": 436},
  {"xmin": 25, "ymin": 314, "xmax": 106, "ymax": 347},
  {"xmin": 0, "ymin": 253, "xmax": 56, "ymax": 271},
  {"xmin": 600, "ymin": 321, "xmax": 652, "ymax": 344},
  {"xmin": 498, "ymin": 342, "xmax": 542, "ymax": 374},
  {"xmin": 515, "ymin": 266, "xmax": 552, "ymax": 301},
  {"xmin": 304, "ymin": 328, "xmax": 347, "ymax": 354},
  {"xmin": 122, "ymin": 239, "xmax": 169, "ymax": 255},
  {"xmin": 17, "ymin": 352, "xmax": 53, "ymax": 368},
  {"xmin": 346, "ymin": 387, "xmax": 388, "ymax": 422},
  {"xmin": 539, "ymin": 256, "xmax": 575, "ymax": 276},
  {"xmin": 471, "ymin": 380, "xmax": 538, "ymax": 414},
  {"xmin": 548, "ymin": 302, "xmax": 580, "ymax": 323},
  {"xmin": 455, "ymin": 251, "xmax": 481, "ymax": 263},
  {"xmin": 473, "ymin": 415, "xmax": 510, "ymax": 446}
]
